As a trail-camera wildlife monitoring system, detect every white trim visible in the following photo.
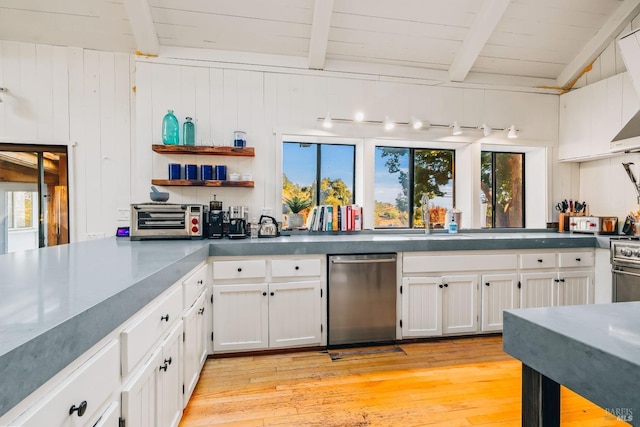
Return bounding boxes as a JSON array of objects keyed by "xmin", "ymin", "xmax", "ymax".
[
  {"xmin": 308, "ymin": 0, "xmax": 334, "ymax": 70},
  {"xmin": 123, "ymin": 0, "xmax": 160, "ymax": 55}
]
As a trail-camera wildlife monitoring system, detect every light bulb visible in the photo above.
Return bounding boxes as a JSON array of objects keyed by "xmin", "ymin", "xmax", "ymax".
[
  {"xmin": 507, "ymin": 125, "xmax": 518, "ymax": 139},
  {"xmin": 480, "ymin": 123, "xmax": 492, "ymax": 137},
  {"xmin": 410, "ymin": 116, "xmax": 423, "ymax": 130},
  {"xmin": 322, "ymin": 114, "xmax": 333, "ymax": 129},
  {"xmin": 354, "ymin": 111, "xmax": 365, "ymax": 122},
  {"xmin": 452, "ymin": 121, "xmax": 462, "ymax": 135},
  {"xmin": 383, "ymin": 116, "xmax": 395, "ymax": 131}
]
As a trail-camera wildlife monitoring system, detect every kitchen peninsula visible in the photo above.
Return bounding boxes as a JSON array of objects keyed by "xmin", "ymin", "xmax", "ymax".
[{"xmin": 0, "ymin": 231, "xmax": 601, "ymax": 424}]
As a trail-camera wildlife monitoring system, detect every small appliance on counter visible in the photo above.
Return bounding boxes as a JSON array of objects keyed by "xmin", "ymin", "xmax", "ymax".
[
  {"xmin": 258, "ymin": 215, "xmax": 280, "ymax": 238},
  {"xmin": 227, "ymin": 206, "xmax": 249, "ymax": 239},
  {"xmin": 569, "ymin": 216, "xmax": 618, "ymax": 235},
  {"xmin": 130, "ymin": 203, "xmax": 206, "ymax": 240},
  {"xmin": 207, "ymin": 196, "xmax": 228, "ymax": 239}
]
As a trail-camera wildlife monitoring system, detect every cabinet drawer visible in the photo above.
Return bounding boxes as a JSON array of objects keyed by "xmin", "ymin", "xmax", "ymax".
[
  {"xmin": 212, "ymin": 259, "xmax": 266, "ymax": 280},
  {"xmin": 403, "ymin": 253, "xmax": 517, "ymax": 273},
  {"xmin": 272, "ymin": 258, "xmax": 321, "ymax": 278},
  {"xmin": 558, "ymin": 251, "xmax": 594, "ymax": 268},
  {"xmin": 184, "ymin": 263, "xmax": 208, "ymax": 309},
  {"xmin": 121, "ymin": 285, "xmax": 183, "ymax": 375},
  {"xmin": 14, "ymin": 340, "xmax": 120, "ymax": 427},
  {"xmin": 520, "ymin": 253, "xmax": 557, "ymax": 269}
]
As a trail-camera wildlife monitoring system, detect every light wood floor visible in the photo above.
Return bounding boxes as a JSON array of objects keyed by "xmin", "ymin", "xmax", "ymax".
[{"xmin": 180, "ymin": 336, "xmax": 628, "ymax": 426}]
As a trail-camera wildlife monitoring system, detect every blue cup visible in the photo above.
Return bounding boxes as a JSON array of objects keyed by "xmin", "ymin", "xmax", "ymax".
[
  {"xmin": 168, "ymin": 163, "xmax": 181, "ymax": 180},
  {"xmin": 185, "ymin": 164, "xmax": 198, "ymax": 180},
  {"xmin": 201, "ymin": 165, "xmax": 213, "ymax": 180},
  {"xmin": 214, "ymin": 165, "xmax": 227, "ymax": 180}
]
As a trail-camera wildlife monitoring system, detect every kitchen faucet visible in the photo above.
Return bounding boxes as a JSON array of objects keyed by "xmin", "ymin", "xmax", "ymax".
[{"xmin": 421, "ymin": 193, "xmax": 430, "ymax": 234}]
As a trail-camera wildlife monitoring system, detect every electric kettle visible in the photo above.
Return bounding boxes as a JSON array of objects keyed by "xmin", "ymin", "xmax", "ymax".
[{"xmin": 258, "ymin": 215, "xmax": 280, "ymax": 238}]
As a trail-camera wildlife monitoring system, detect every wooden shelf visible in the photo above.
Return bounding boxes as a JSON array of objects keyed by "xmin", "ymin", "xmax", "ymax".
[
  {"xmin": 152, "ymin": 145, "xmax": 254, "ymax": 157},
  {"xmin": 152, "ymin": 179, "xmax": 254, "ymax": 188}
]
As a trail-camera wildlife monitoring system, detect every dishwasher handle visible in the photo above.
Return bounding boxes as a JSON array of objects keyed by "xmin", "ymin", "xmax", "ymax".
[{"xmin": 330, "ymin": 257, "xmax": 396, "ymax": 265}]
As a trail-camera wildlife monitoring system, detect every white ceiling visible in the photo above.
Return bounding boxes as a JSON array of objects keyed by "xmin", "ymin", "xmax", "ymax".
[{"xmin": 1, "ymin": 0, "xmax": 640, "ymax": 92}]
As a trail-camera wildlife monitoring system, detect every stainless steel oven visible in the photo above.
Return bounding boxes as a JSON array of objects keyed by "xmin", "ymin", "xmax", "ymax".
[
  {"xmin": 130, "ymin": 203, "xmax": 206, "ymax": 240},
  {"xmin": 611, "ymin": 238, "xmax": 640, "ymax": 302}
]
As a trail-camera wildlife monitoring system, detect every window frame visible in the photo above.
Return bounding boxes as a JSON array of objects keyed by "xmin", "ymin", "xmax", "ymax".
[{"xmin": 481, "ymin": 150, "xmax": 526, "ymax": 229}]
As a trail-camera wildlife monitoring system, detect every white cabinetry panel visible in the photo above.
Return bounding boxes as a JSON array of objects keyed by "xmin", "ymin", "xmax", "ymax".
[
  {"xmin": 558, "ymin": 271, "xmax": 593, "ymax": 306},
  {"xmin": 520, "ymin": 273, "xmax": 556, "ymax": 308},
  {"xmin": 183, "ymin": 289, "xmax": 209, "ymax": 408},
  {"xmin": 481, "ymin": 274, "xmax": 519, "ymax": 332},
  {"xmin": 441, "ymin": 275, "xmax": 478, "ymax": 335},
  {"xmin": 268, "ymin": 280, "xmax": 321, "ymax": 348},
  {"xmin": 122, "ymin": 348, "xmax": 162, "ymax": 427},
  {"xmin": 401, "ymin": 277, "xmax": 442, "ymax": 337},
  {"xmin": 212, "ymin": 260, "xmax": 267, "ymax": 280}
]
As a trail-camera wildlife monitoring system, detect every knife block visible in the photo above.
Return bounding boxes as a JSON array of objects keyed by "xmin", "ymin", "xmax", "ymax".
[{"xmin": 558, "ymin": 213, "xmax": 571, "ymax": 232}]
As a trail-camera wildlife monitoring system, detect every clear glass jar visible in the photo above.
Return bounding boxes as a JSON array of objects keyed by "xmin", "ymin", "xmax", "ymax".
[
  {"xmin": 162, "ymin": 110, "xmax": 179, "ymax": 145},
  {"xmin": 250, "ymin": 218, "xmax": 259, "ymax": 239},
  {"xmin": 183, "ymin": 117, "xmax": 195, "ymax": 146}
]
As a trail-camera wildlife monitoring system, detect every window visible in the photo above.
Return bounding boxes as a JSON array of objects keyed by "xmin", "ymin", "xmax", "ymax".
[
  {"xmin": 374, "ymin": 147, "xmax": 454, "ymax": 228},
  {"xmin": 282, "ymin": 142, "xmax": 355, "ymax": 222},
  {"xmin": 7, "ymin": 191, "xmax": 37, "ymax": 229},
  {"xmin": 481, "ymin": 151, "xmax": 525, "ymax": 228}
]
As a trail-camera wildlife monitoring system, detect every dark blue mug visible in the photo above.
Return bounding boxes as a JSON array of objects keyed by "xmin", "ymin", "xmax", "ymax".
[
  {"xmin": 215, "ymin": 165, "xmax": 227, "ymax": 180},
  {"xmin": 201, "ymin": 165, "xmax": 213, "ymax": 180},
  {"xmin": 185, "ymin": 164, "xmax": 198, "ymax": 180},
  {"xmin": 168, "ymin": 163, "xmax": 181, "ymax": 180}
]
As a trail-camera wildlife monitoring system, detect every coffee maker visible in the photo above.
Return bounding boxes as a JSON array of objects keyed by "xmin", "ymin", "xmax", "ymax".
[
  {"xmin": 207, "ymin": 197, "xmax": 228, "ymax": 239},
  {"xmin": 227, "ymin": 206, "xmax": 248, "ymax": 239}
]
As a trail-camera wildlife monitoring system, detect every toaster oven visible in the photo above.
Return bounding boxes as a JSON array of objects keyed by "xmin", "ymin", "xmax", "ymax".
[
  {"xmin": 130, "ymin": 203, "xmax": 206, "ymax": 240},
  {"xmin": 569, "ymin": 216, "xmax": 618, "ymax": 235}
]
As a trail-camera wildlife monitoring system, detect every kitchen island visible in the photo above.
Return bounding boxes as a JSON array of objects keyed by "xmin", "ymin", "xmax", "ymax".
[
  {"xmin": 503, "ymin": 303, "xmax": 640, "ymax": 426},
  {"xmin": 0, "ymin": 231, "xmax": 599, "ymax": 418}
]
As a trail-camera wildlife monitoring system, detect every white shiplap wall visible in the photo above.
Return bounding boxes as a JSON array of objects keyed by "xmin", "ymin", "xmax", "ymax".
[
  {"xmin": 0, "ymin": 40, "xmax": 133, "ymax": 241},
  {"xmin": 1, "ymin": 39, "xmax": 565, "ymax": 238}
]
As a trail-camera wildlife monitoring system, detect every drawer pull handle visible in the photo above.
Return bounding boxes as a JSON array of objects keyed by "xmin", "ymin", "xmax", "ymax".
[
  {"xmin": 575, "ymin": 258, "xmax": 581, "ymax": 262},
  {"xmin": 159, "ymin": 362, "xmax": 168, "ymax": 372},
  {"xmin": 554, "ymin": 279, "xmax": 560, "ymax": 283},
  {"xmin": 165, "ymin": 357, "xmax": 172, "ymax": 365},
  {"xmin": 69, "ymin": 401, "xmax": 88, "ymax": 417},
  {"xmin": 537, "ymin": 259, "xmax": 543, "ymax": 263},
  {"xmin": 198, "ymin": 307, "xmax": 205, "ymax": 315},
  {"xmin": 161, "ymin": 314, "xmax": 169, "ymax": 322},
  {"xmin": 237, "ymin": 267, "xmax": 242, "ymax": 272},
  {"xmin": 295, "ymin": 266, "xmax": 300, "ymax": 270}
]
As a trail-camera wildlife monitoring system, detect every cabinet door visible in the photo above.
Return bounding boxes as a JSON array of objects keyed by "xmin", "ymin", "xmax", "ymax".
[
  {"xmin": 212, "ymin": 283, "xmax": 269, "ymax": 352},
  {"xmin": 122, "ymin": 348, "xmax": 162, "ymax": 427},
  {"xmin": 268, "ymin": 280, "xmax": 321, "ymax": 348},
  {"xmin": 183, "ymin": 289, "xmax": 208, "ymax": 407},
  {"xmin": 401, "ymin": 277, "xmax": 442, "ymax": 337},
  {"xmin": 442, "ymin": 275, "xmax": 478, "ymax": 335},
  {"xmin": 557, "ymin": 271, "xmax": 593, "ymax": 306},
  {"xmin": 92, "ymin": 401, "xmax": 120, "ymax": 427},
  {"xmin": 520, "ymin": 272, "xmax": 556, "ymax": 308},
  {"xmin": 481, "ymin": 274, "xmax": 519, "ymax": 332},
  {"xmin": 159, "ymin": 322, "xmax": 183, "ymax": 427}
]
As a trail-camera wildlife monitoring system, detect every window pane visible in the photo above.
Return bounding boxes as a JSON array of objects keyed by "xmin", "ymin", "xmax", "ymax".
[
  {"xmin": 10, "ymin": 191, "xmax": 33, "ymax": 228},
  {"xmin": 320, "ymin": 144, "xmax": 354, "ymax": 205},
  {"xmin": 480, "ymin": 152, "xmax": 493, "ymax": 228},
  {"xmin": 414, "ymin": 150, "xmax": 453, "ymax": 229},
  {"xmin": 374, "ymin": 147, "xmax": 409, "ymax": 227},
  {"xmin": 282, "ymin": 142, "xmax": 317, "ymax": 214},
  {"xmin": 495, "ymin": 153, "xmax": 524, "ymax": 228}
]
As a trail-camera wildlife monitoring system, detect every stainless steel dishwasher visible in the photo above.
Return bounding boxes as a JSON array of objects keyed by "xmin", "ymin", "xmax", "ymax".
[{"xmin": 328, "ymin": 253, "xmax": 397, "ymax": 346}]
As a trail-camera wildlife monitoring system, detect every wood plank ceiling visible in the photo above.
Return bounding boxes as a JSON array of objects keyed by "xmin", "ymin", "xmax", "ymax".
[{"xmin": 1, "ymin": 0, "xmax": 640, "ymax": 92}]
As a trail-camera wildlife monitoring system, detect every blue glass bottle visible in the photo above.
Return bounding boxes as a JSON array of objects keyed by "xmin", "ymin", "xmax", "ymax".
[
  {"xmin": 183, "ymin": 117, "xmax": 195, "ymax": 146},
  {"xmin": 162, "ymin": 110, "xmax": 179, "ymax": 145}
]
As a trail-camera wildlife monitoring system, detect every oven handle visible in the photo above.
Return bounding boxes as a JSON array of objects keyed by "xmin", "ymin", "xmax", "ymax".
[{"xmin": 612, "ymin": 268, "xmax": 640, "ymax": 278}]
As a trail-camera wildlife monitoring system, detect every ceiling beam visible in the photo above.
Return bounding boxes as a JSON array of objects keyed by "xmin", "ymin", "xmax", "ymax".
[
  {"xmin": 556, "ymin": 0, "xmax": 640, "ymax": 88},
  {"xmin": 449, "ymin": 0, "xmax": 512, "ymax": 83},
  {"xmin": 308, "ymin": 0, "xmax": 334, "ymax": 70},
  {"xmin": 123, "ymin": 0, "xmax": 160, "ymax": 56}
]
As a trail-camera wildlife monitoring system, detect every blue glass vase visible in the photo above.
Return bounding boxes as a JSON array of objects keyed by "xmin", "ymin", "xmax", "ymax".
[
  {"xmin": 183, "ymin": 117, "xmax": 195, "ymax": 146},
  {"xmin": 162, "ymin": 110, "xmax": 179, "ymax": 145}
]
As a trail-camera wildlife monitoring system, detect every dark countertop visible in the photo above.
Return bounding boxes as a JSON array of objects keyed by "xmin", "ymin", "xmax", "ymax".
[
  {"xmin": 503, "ymin": 303, "xmax": 640, "ymax": 421},
  {"xmin": 0, "ymin": 231, "xmax": 597, "ymax": 418}
]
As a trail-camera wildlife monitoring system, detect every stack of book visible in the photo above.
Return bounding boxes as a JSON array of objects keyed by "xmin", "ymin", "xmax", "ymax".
[{"xmin": 305, "ymin": 205, "xmax": 362, "ymax": 231}]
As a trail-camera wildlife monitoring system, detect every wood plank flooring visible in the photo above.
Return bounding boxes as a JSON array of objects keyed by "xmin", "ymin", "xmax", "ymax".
[{"xmin": 179, "ymin": 336, "xmax": 628, "ymax": 426}]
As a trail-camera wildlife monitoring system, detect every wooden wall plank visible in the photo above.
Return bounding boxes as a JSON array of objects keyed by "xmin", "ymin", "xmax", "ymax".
[
  {"xmin": 52, "ymin": 46, "xmax": 70, "ymax": 142},
  {"xmin": 68, "ymin": 46, "xmax": 86, "ymax": 241}
]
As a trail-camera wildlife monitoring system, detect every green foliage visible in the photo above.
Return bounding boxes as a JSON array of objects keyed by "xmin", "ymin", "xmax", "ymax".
[{"xmin": 284, "ymin": 195, "xmax": 312, "ymax": 213}]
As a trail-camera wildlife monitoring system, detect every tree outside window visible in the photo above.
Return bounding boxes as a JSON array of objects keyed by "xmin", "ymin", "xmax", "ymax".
[{"xmin": 481, "ymin": 152, "xmax": 524, "ymax": 228}]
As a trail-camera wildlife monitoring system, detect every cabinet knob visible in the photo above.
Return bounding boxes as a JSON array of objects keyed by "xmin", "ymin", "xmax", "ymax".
[
  {"xmin": 69, "ymin": 401, "xmax": 88, "ymax": 417},
  {"xmin": 270, "ymin": 291, "xmax": 275, "ymax": 296},
  {"xmin": 262, "ymin": 292, "xmax": 267, "ymax": 296},
  {"xmin": 160, "ymin": 314, "xmax": 169, "ymax": 322},
  {"xmin": 443, "ymin": 283, "xmax": 448, "ymax": 288},
  {"xmin": 439, "ymin": 284, "xmax": 443, "ymax": 288},
  {"xmin": 198, "ymin": 279, "xmax": 203, "ymax": 284},
  {"xmin": 537, "ymin": 259, "xmax": 543, "ymax": 263},
  {"xmin": 575, "ymin": 258, "xmax": 581, "ymax": 262},
  {"xmin": 198, "ymin": 307, "xmax": 205, "ymax": 315},
  {"xmin": 165, "ymin": 357, "xmax": 172, "ymax": 365},
  {"xmin": 485, "ymin": 282, "xmax": 490, "ymax": 287},
  {"xmin": 159, "ymin": 362, "xmax": 168, "ymax": 372},
  {"xmin": 559, "ymin": 278, "xmax": 565, "ymax": 282},
  {"xmin": 295, "ymin": 266, "xmax": 300, "ymax": 270},
  {"xmin": 554, "ymin": 279, "xmax": 560, "ymax": 283},
  {"xmin": 237, "ymin": 267, "xmax": 242, "ymax": 272}
]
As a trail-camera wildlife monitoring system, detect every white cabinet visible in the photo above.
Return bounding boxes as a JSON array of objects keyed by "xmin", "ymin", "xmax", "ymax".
[
  {"xmin": 481, "ymin": 274, "xmax": 519, "ymax": 332},
  {"xmin": 92, "ymin": 401, "xmax": 120, "ymax": 427},
  {"xmin": 401, "ymin": 275, "xmax": 477, "ymax": 338},
  {"xmin": 556, "ymin": 271, "xmax": 593, "ymax": 306},
  {"xmin": 11, "ymin": 340, "xmax": 120, "ymax": 427},
  {"xmin": 520, "ymin": 272, "xmax": 556, "ymax": 308},
  {"xmin": 268, "ymin": 280, "xmax": 322, "ymax": 348},
  {"xmin": 183, "ymin": 289, "xmax": 209, "ymax": 407},
  {"xmin": 212, "ymin": 256, "xmax": 324, "ymax": 353},
  {"xmin": 212, "ymin": 283, "xmax": 269, "ymax": 352},
  {"xmin": 122, "ymin": 321, "xmax": 183, "ymax": 427}
]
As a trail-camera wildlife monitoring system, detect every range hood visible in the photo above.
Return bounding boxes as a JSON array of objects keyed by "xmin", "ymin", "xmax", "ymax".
[{"xmin": 611, "ymin": 28, "xmax": 640, "ymax": 152}]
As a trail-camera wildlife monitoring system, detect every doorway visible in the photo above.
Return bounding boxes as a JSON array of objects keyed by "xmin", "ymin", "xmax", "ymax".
[{"xmin": 0, "ymin": 144, "xmax": 69, "ymax": 254}]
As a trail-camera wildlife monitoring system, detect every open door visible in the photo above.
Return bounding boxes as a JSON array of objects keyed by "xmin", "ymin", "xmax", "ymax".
[{"xmin": 0, "ymin": 144, "xmax": 69, "ymax": 254}]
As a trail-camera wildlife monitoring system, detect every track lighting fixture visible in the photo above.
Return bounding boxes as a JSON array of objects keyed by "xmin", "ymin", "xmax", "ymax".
[
  {"xmin": 409, "ymin": 116, "xmax": 423, "ymax": 130},
  {"xmin": 480, "ymin": 123, "xmax": 492, "ymax": 137},
  {"xmin": 451, "ymin": 121, "xmax": 462, "ymax": 136},
  {"xmin": 507, "ymin": 124, "xmax": 518, "ymax": 139},
  {"xmin": 383, "ymin": 116, "xmax": 395, "ymax": 131},
  {"xmin": 322, "ymin": 113, "xmax": 333, "ymax": 129},
  {"xmin": 354, "ymin": 111, "xmax": 365, "ymax": 122}
]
